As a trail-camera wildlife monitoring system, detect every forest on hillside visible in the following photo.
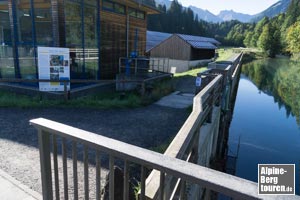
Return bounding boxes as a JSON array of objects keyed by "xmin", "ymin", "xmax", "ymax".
[{"xmin": 147, "ymin": 0, "xmax": 300, "ymax": 59}]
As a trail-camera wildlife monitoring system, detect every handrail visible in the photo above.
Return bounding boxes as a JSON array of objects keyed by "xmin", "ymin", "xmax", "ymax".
[
  {"xmin": 145, "ymin": 74, "xmax": 223, "ymax": 199},
  {"xmin": 144, "ymin": 52, "xmax": 244, "ymax": 199},
  {"xmin": 30, "ymin": 118, "xmax": 298, "ymax": 200},
  {"xmin": 30, "ymin": 52, "xmax": 300, "ymax": 200}
]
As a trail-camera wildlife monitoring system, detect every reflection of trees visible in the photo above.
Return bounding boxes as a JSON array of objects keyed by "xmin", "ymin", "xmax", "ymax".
[{"xmin": 242, "ymin": 58, "xmax": 300, "ymax": 125}]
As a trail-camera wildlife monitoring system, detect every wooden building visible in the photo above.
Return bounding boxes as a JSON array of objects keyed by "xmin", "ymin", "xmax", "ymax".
[
  {"xmin": 0, "ymin": 0, "xmax": 158, "ymax": 80},
  {"xmin": 147, "ymin": 31, "xmax": 220, "ymax": 61}
]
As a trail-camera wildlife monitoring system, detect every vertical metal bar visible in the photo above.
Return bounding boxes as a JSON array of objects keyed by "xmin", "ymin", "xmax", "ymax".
[
  {"xmin": 126, "ymin": 14, "xmax": 129, "ymax": 58},
  {"xmin": 159, "ymin": 172, "xmax": 165, "ymax": 200},
  {"xmin": 109, "ymin": 155, "xmax": 115, "ymax": 200},
  {"xmin": 96, "ymin": 150, "xmax": 101, "ymax": 200},
  {"xmin": 123, "ymin": 160, "xmax": 129, "ymax": 200},
  {"xmin": 84, "ymin": 145, "xmax": 89, "ymax": 200},
  {"xmin": 38, "ymin": 130, "xmax": 53, "ymax": 200},
  {"xmin": 72, "ymin": 141, "xmax": 78, "ymax": 200},
  {"xmin": 62, "ymin": 138, "xmax": 69, "ymax": 200},
  {"xmin": 81, "ymin": 0, "xmax": 86, "ymax": 76},
  {"xmin": 140, "ymin": 166, "xmax": 146, "ymax": 200},
  {"xmin": 97, "ymin": 0, "xmax": 101, "ymax": 80},
  {"xmin": 52, "ymin": 135, "xmax": 60, "ymax": 200}
]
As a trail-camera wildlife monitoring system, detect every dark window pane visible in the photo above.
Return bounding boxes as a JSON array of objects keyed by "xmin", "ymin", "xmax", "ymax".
[
  {"xmin": 65, "ymin": 1, "xmax": 82, "ymax": 47},
  {"xmin": 16, "ymin": 0, "xmax": 36, "ymax": 78},
  {"xmin": 136, "ymin": 11, "xmax": 145, "ymax": 19},
  {"xmin": 103, "ymin": 0, "xmax": 113, "ymax": 11},
  {"xmin": 114, "ymin": 3, "xmax": 125, "ymax": 14},
  {"xmin": 17, "ymin": 0, "xmax": 33, "ymax": 43},
  {"xmin": 34, "ymin": 0, "xmax": 53, "ymax": 45},
  {"xmin": 129, "ymin": 8, "xmax": 136, "ymax": 17},
  {"xmin": 18, "ymin": 45, "xmax": 36, "ymax": 79},
  {"xmin": 0, "ymin": 1, "xmax": 15, "ymax": 77},
  {"xmin": 84, "ymin": 4, "xmax": 98, "ymax": 79}
]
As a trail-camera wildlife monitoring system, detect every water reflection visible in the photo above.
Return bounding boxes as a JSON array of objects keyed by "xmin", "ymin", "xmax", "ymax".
[
  {"xmin": 227, "ymin": 57, "xmax": 300, "ymax": 195},
  {"xmin": 242, "ymin": 58, "xmax": 300, "ymax": 125}
]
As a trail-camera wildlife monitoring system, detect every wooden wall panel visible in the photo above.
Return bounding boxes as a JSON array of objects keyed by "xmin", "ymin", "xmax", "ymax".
[{"xmin": 150, "ymin": 35, "xmax": 191, "ymax": 60}]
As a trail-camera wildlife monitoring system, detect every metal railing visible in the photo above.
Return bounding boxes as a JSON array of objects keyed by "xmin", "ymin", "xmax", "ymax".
[
  {"xmin": 31, "ymin": 115, "xmax": 300, "ymax": 200},
  {"xmin": 30, "ymin": 117, "xmax": 299, "ymax": 200},
  {"xmin": 30, "ymin": 52, "xmax": 299, "ymax": 199},
  {"xmin": 145, "ymin": 72, "xmax": 224, "ymax": 199}
]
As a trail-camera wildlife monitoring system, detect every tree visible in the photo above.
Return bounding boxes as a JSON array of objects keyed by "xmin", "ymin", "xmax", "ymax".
[
  {"xmin": 251, "ymin": 17, "xmax": 269, "ymax": 47},
  {"xmin": 286, "ymin": 22, "xmax": 300, "ymax": 57},
  {"xmin": 244, "ymin": 31, "xmax": 254, "ymax": 47},
  {"xmin": 258, "ymin": 23, "xmax": 281, "ymax": 57}
]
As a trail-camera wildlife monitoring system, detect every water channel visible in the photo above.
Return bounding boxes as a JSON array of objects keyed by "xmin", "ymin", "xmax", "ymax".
[{"xmin": 227, "ymin": 58, "xmax": 300, "ymax": 194}]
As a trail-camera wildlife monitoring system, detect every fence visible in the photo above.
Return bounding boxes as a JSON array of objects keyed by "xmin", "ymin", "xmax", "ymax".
[
  {"xmin": 30, "ymin": 52, "xmax": 299, "ymax": 199},
  {"xmin": 30, "ymin": 117, "xmax": 298, "ymax": 200}
]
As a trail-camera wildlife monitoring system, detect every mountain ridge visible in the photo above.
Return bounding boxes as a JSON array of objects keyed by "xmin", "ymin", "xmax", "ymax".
[{"xmin": 154, "ymin": 0, "xmax": 291, "ymax": 23}]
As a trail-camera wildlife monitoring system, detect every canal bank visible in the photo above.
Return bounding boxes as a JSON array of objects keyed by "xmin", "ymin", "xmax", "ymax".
[{"xmin": 226, "ymin": 57, "xmax": 300, "ymax": 194}]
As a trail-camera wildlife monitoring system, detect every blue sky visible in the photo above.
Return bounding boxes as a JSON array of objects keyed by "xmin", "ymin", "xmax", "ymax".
[{"xmin": 178, "ymin": 0, "xmax": 279, "ymax": 15}]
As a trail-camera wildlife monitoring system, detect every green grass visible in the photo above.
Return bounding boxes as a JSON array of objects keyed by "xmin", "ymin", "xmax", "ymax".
[
  {"xmin": 216, "ymin": 48, "xmax": 236, "ymax": 61},
  {"xmin": 0, "ymin": 78, "xmax": 174, "ymax": 109},
  {"xmin": 0, "ymin": 66, "xmax": 211, "ymax": 108},
  {"xmin": 0, "ymin": 89, "xmax": 144, "ymax": 109},
  {"xmin": 174, "ymin": 67, "xmax": 207, "ymax": 77},
  {"xmin": 0, "ymin": 91, "xmax": 44, "ymax": 108}
]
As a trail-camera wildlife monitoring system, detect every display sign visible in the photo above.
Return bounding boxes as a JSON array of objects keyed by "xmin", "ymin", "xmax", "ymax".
[{"xmin": 38, "ymin": 47, "xmax": 70, "ymax": 91}]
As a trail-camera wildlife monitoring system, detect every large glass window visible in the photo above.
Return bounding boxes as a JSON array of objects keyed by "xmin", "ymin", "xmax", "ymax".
[
  {"xmin": 84, "ymin": 2, "xmax": 98, "ymax": 79},
  {"xmin": 16, "ymin": 0, "xmax": 36, "ymax": 79},
  {"xmin": 15, "ymin": 0, "xmax": 53, "ymax": 79},
  {"xmin": 65, "ymin": 1, "xmax": 82, "ymax": 47},
  {"xmin": 34, "ymin": 0, "xmax": 53, "ymax": 46},
  {"xmin": 65, "ymin": 0, "xmax": 99, "ymax": 79},
  {"xmin": 0, "ymin": 1, "xmax": 14, "ymax": 78}
]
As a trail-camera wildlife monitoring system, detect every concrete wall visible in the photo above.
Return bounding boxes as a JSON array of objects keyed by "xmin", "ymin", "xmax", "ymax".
[
  {"xmin": 187, "ymin": 106, "xmax": 221, "ymax": 200},
  {"xmin": 150, "ymin": 57, "xmax": 212, "ymax": 74}
]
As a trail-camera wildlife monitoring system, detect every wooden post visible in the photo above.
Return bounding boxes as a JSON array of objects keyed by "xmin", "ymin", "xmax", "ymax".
[{"xmin": 38, "ymin": 130, "xmax": 53, "ymax": 200}]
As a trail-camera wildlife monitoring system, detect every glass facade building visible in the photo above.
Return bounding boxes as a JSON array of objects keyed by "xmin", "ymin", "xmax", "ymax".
[{"xmin": 0, "ymin": 0, "xmax": 157, "ymax": 80}]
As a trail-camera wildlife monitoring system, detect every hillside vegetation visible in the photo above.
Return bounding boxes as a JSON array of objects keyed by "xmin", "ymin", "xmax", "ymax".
[{"xmin": 148, "ymin": 0, "xmax": 300, "ymax": 59}]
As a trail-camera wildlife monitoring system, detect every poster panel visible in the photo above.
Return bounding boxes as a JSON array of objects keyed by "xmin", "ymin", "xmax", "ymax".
[{"xmin": 38, "ymin": 47, "xmax": 70, "ymax": 91}]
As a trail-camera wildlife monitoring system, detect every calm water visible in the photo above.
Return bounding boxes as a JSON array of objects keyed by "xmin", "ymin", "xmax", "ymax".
[{"xmin": 228, "ymin": 58, "xmax": 300, "ymax": 194}]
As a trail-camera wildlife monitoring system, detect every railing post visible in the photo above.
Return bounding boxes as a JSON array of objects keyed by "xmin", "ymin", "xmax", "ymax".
[{"xmin": 38, "ymin": 129, "xmax": 53, "ymax": 200}]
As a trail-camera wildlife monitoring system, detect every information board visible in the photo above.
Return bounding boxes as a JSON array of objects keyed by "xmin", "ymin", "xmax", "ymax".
[{"xmin": 38, "ymin": 47, "xmax": 70, "ymax": 91}]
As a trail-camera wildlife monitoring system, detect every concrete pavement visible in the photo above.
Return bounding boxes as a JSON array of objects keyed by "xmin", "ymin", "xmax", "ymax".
[
  {"xmin": 155, "ymin": 91, "xmax": 194, "ymax": 108},
  {"xmin": 0, "ymin": 169, "xmax": 42, "ymax": 200}
]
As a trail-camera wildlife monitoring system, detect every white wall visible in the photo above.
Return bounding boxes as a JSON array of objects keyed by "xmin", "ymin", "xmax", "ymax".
[{"xmin": 150, "ymin": 57, "xmax": 212, "ymax": 74}]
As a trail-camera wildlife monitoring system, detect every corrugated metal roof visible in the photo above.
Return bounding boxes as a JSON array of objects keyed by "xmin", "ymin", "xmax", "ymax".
[
  {"xmin": 177, "ymin": 34, "xmax": 221, "ymax": 46},
  {"xmin": 146, "ymin": 31, "xmax": 172, "ymax": 52},
  {"xmin": 188, "ymin": 41, "xmax": 217, "ymax": 49}
]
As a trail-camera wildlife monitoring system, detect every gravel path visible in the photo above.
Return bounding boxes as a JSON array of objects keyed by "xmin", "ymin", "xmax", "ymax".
[{"xmin": 0, "ymin": 105, "xmax": 189, "ymax": 197}]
